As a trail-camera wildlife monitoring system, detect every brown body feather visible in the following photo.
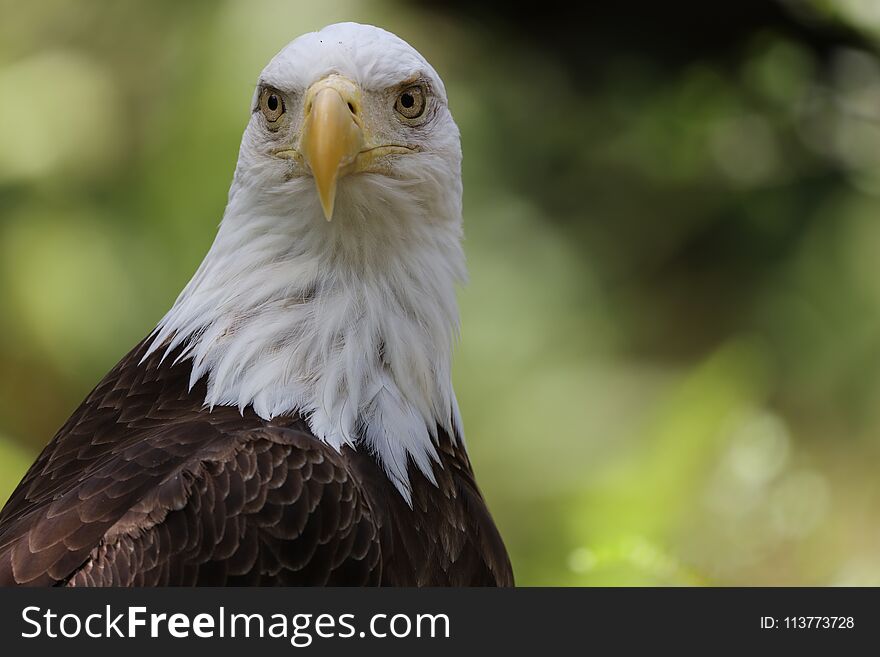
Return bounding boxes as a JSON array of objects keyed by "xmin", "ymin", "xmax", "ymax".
[{"xmin": 0, "ymin": 339, "xmax": 513, "ymax": 586}]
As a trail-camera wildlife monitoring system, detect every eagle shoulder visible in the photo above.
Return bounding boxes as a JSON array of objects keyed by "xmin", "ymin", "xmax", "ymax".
[
  {"xmin": 0, "ymin": 423, "xmax": 381, "ymax": 586},
  {"xmin": 68, "ymin": 426, "xmax": 382, "ymax": 586}
]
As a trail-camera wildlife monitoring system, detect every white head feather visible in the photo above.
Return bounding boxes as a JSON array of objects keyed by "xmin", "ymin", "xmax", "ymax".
[{"xmin": 147, "ymin": 23, "xmax": 466, "ymax": 502}]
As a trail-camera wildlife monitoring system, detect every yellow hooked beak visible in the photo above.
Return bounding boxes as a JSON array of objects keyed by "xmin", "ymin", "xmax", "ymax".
[{"xmin": 299, "ymin": 75, "xmax": 364, "ymax": 221}]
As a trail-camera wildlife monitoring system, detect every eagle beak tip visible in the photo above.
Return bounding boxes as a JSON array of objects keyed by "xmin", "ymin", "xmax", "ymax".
[{"xmin": 318, "ymin": 186, "xmax": 336, "ymax": 221}]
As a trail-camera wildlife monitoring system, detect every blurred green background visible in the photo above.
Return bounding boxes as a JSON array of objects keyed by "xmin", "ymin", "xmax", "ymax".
[{"xmin": 2, "ymin": 0, "xmax": 880, "ymax": 585}]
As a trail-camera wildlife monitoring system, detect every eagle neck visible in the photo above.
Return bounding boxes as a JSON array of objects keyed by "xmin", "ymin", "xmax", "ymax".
[{"xmin": 148, "ymin": 174, "xmax": 466, "ymax": 502}]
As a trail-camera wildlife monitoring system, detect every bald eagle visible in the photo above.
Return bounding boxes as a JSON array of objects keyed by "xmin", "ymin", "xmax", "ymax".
[{"xmin": 0, "ymin": 23, "xmax": 513, "ymax": 587}]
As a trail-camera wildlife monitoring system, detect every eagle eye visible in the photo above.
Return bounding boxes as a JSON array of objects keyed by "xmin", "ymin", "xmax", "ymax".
[
  {"xmin": 394, "ymin": 85, "xmax": 427, "ymax": 120},
  {"xmin": 258, "ymin": 87, "xmax": 285, "ymax": 127}
]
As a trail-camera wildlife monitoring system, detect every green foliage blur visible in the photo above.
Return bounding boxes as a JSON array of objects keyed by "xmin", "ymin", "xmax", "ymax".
[{"xmin": 2, "ymin": 0, "xmax": 880, "ymax": 585}]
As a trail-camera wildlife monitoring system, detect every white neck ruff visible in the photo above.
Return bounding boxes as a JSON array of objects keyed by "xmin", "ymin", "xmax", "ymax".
[{"xmin": 147, "ymin": 170, "xmax": 466, "ymax": 502}]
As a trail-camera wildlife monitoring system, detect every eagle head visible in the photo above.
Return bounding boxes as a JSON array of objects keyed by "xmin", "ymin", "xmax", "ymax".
[{"xmin": 242, "ymin": 22, "xmax": 461, "ymax": 224}]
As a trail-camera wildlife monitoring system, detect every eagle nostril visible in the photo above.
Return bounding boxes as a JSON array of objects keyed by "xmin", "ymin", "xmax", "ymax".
[{"xmin": 347, "ymin": 101, "xmax": 356, "ymax": 115}]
